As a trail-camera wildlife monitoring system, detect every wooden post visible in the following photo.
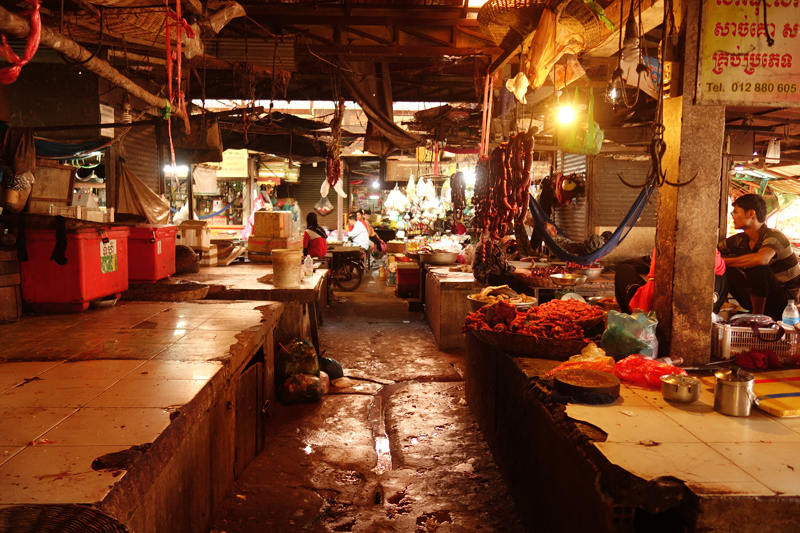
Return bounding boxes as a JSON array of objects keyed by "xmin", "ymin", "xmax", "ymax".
[{"xmin": 652, "ymin": 0, "xmax": 725, "ymax": 364}]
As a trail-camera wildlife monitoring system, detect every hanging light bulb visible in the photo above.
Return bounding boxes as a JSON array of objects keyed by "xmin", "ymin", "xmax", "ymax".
[
  {"xmin": 621, "ymin": 9, "xmax": 640, "ymax": 64},
  {"xmin": 605, "ymin": 68, "xmax": 625, "ymax": 104},
  {"xmin": 557, "ymin": 105, "xmax": 575, "ymax": 124},
  {"xmin": 120, "ymin": 93, "xmax": 132, "ymax": 124}
]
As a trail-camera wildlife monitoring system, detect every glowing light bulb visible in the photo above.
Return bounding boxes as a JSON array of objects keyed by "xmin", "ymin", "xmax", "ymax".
[{"xmin": 558, "ymin": 105, "xmax": 575, "ymax": 124}]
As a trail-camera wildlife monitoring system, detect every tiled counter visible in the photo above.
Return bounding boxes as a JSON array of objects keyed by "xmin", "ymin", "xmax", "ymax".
[
  {"xmin": 0, "ymin": 300, "xmax": 282, "ymax": 532},
  {"xmin": 425, "ymin": 268, "xmax": 479, "ymax": 352},
  {"xmin": 174, "ymin": 263, "xmax": 328, "ymax": 356},
  {"xmin": 465, "ymin": 332, "xmax": 800, "ymax": 532}
]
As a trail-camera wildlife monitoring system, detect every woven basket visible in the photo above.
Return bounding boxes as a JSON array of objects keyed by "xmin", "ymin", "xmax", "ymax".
[
  {"xmin": 478, "ymin": 0, "xmax": 606, "ymax": 49},
  {"xmin": 0, "ymin": 505, "xmax": 130, "ymax": 532},
  {"xmin": 472, "ymin": 329, "xmax": 589, "ymax": 360},
  {"xmin": 521, "ymin": 276, "xmax": 558, "ymax": 288},
  {"xmin": 478, "ymin": 0, "xmax": 549, "ymax": 47}
]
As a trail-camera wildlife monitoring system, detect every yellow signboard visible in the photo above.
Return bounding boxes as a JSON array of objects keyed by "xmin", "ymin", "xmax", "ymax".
[{"xmin": 697, "ymin": 0, "xmax": 800, "ymax": 106}]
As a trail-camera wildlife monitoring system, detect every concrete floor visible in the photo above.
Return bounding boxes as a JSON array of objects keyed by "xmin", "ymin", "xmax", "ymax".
[{"xmin": 210, "ymin": 271, "xmax": 529, "ymax": 533}]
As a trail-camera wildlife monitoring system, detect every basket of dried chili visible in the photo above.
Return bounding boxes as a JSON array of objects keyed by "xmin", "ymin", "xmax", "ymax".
[{"xmin": 471, "ymin": 329, "xmax": 590, "ymax": 360}]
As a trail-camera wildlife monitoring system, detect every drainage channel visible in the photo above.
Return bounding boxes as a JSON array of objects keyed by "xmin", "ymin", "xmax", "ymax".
[{"xmin": 365, "ymin": 376, "xmax": 465, "ymax": 476}]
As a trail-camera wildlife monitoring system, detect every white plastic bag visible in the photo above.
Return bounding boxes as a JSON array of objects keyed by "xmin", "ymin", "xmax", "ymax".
[{"xmin": 314, "ymin": 196, "xmax": 333, "ymax": 215}]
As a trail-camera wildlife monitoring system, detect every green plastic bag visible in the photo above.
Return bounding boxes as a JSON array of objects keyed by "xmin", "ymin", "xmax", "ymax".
[
  {"xmin": 282, "ymin": 373, "xmax": 324, "ymax": 404},
  {"xmin": 557, "ymin": 87, "xmax": 604, "ymax": 156},
  {"xmin": 276, "ymin": 339, "xmax": 319, "ymax": 382},
  {"xmin": 600, "ymin": 310, "xmax": 659, "ymax": 361}
]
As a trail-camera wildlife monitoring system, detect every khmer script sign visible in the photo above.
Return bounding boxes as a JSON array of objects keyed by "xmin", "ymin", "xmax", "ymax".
[{"xmin": 697, "ymin": 0, "xmax": 800, "ymax": 106}]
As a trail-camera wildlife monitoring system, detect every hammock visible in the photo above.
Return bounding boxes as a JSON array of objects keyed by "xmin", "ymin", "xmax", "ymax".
[{"xmin": 528, "ymin": 184, "xmax": 656, "ymax": 264}]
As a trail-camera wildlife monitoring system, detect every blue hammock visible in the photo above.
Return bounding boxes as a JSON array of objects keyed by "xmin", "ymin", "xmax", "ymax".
[
  {"xmin": 169, "ymin": 199, "xmax": 234, "ymax": 220},
  {"xmin": 528, "ymin": 184, "xmax": 656, "ymax": 264}
]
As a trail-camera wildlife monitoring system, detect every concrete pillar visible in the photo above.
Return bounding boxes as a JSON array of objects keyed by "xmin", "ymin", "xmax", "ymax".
[{"xmin": 652, "ymin": 0, "xmax": 725, "ymax": 364}]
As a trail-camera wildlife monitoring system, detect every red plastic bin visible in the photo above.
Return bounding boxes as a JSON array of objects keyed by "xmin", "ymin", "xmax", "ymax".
[
  {"xmin": 19, "ymin": 226, "xmax": 129, "ymax": 313},
  {"xmin": 128, "ymin": 225, "xmax": 177, "ymax": 282}
]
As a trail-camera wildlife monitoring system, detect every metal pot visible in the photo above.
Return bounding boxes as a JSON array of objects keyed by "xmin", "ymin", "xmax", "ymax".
[
  {"xmin": 660, "ymin": 375, "xmax": 702, "ymax": 403},
  {"xmin": 713, "ymin": 369, "xmax": 758, "ymax": 416}
]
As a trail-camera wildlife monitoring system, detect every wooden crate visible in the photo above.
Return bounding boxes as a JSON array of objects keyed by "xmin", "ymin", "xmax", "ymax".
[
  {"xmin": 247, "ymin": 235, "xmax": 302, "ymax": 262},
  {"xmin": 27, "ymin": 161, "xmax": 75, "ymax": 215},
  {"xmin": 253, "ymin": 211, "xmax": 293, "ymax": 238}
]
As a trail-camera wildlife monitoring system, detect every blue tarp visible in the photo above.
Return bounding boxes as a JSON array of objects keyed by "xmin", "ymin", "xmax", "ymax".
[{"xmin": 0, "ymin": 121, "xmax": 113, "ymax": 161}]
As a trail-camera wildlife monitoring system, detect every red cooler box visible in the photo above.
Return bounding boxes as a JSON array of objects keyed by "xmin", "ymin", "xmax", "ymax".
[
  {"xmin": 128, "ymin": 225, "xmax": 177, "ymax": 282},
  {"xmin": 20, "ymin": 226, "xmax": 129, "ymax": 313}
]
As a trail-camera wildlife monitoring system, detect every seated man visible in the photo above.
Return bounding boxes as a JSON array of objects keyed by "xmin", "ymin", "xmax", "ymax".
[
  {"xmin": 472, "ymin": 235, "xmax": 534, "ymax": 296},
  {"xmin": 347, "ymin": 213, "xmax": 371, "ymax": 252},
  {"xmin": 718, "ymin": 194, "xmax": 800, "ymax": 320}
]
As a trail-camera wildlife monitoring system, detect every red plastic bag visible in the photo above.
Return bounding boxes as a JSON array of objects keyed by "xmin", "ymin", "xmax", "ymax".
[
  {"xmin": 0, "ymin": 0, "xmax": 41, "ymax": 85},
  {"xmin": 614, "ymin": 354, "xmax": 687, "ymax": 388}
]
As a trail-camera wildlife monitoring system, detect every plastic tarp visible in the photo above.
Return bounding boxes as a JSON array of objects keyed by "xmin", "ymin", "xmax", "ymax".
[
  {"xmin": 0, "ymin": 122, "xmax": 113, "ymax": 160},
  {"xmin": 117, "ymin": 164, "xmax": 170, "ymax": 224}
]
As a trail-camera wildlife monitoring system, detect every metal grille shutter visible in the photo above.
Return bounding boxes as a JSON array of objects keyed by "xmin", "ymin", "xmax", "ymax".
[
  {"xmin": 593, "ymin": 157, "xmax": 658, "ymax": 228},
  {"xmin": 554, "ymin": 152, "xmax": 588, "ymax": 241},
  {"xmin": 119, "ymin": 126, "xmax": 160, "ymax": 193},
  {"xmin": 292, "ymin": 164, "xmax": 350, "ymax": 233}
]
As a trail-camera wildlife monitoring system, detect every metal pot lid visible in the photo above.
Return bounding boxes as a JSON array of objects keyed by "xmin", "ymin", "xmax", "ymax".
[
  {"xmin": 715, "ymin": 369, "xmax": 755, "ymax": 383},
  {"xmin": 661, "ymin": 375, "xmax": 701, "ymax": 387}
]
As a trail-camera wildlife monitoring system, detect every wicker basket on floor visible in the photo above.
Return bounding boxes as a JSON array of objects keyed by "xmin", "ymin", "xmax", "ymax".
[{"xmin": 0, "ymin": 505, "xmax": 130, "ymax": 532}]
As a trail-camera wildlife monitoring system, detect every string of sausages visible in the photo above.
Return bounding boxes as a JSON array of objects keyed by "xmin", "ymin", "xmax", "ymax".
[
  {"xmin": 451, "ymin": 171, "xmax": 466, "ymax": 220},
  {"xmin": 327, "ymin": 97, "xmax": 345, "ymax": 188},
  {"xmin": 472, "ymin": 131, "xmax": 535, "ymax": 241}
]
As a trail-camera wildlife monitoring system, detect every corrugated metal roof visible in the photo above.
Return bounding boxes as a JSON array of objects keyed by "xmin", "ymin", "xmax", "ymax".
[{"xmin": 210, "ymin": 38, "xmax": 297, "ymax": 73}]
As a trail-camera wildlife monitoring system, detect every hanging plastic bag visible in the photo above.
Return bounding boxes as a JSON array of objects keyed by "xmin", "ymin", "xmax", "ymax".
[
  {"xmin": 557, "ymin": 88, "xmax": 604, "ymax": 156},
  {"xmin": 601, "ymin": 310, "xmax": 659, "ymax": 361},
  {"xmin": 208, "ymin": 0, "xmax": 246, "ymax": 34},
  {"xmin": 314, "ymin": 196, "xmax": 333, "ymax": 215}
]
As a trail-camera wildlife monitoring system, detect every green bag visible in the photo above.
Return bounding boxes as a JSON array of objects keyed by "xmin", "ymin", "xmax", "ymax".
[{"xmin": 557, "ymin": 88, "xmax": 604, "ymax": 156}]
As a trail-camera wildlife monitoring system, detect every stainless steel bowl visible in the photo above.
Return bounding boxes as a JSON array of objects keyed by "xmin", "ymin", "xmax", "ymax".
[
  {"xmin": 418, "ymin": 252, "xmax": 459, "ymax": 265},
  {"xmin": 661, "ymin": 375, "xmax": 702, "ymax": 403},
  {"xmin": 586, "ymin": 296, "xmax": 621, "ymax": 312},
  {"xmin": 549, "ymin": 273, "xmax": 587, "ymax": 286},
  {"xmin": 570, "ymin": 267, "xmax": 603, "ymax": 280}
]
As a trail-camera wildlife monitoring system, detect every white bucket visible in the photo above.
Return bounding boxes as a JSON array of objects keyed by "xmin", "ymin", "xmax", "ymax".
[{"xmin": 272, "ymin": 249, "xmax": 302, "ymax": 288}]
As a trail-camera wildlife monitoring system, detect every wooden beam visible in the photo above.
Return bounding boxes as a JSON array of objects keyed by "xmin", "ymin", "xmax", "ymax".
[
  {"xmin": 0, "ymin": 6, "xmax": 178, "ymax": 117},
  {"xmin": 245, "ymin": 10, "xmax": 482, "ymax": 27},
  {"xmin": 400, "ymin": 27, "xmax": 454, "ymax": 48},
  {"xmin": 456, "ymin": 25, "xmax": 497, "ymax": 45},
  {"xmin": 285, "ymin": 25, "xmax": 337, "ymax": 46},
  {"xmin": 305, "ymin": 45, "xmax": 501, "ymax": 58},
  {"xmin": 341, "ymin": 26, "xmax": 394, "ymax": 47}
]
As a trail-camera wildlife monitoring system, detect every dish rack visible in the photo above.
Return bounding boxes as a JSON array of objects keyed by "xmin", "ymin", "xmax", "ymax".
[{"xmin": 711, "ymin": 322, "xmax": 799, "ymax": 362}]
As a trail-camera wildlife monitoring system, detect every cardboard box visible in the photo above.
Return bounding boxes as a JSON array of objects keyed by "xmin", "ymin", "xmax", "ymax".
[
  {"xmin": 253, "ymin": 211, "xmax": 293, "ymax": 238},
  {"xmin": 200, "ymin": 245, "xmax": 218, "ymax": 266},
  {"xmin": 52, "ymin": 205, "xmax": 115, "ymax": 223},
  {"xmin": 247, "ymin": 234, "xmax": 302, "ymax": 262},
  {"xmin": 178, "ymin": 220, "xmax": 211, "ymax": 251}
]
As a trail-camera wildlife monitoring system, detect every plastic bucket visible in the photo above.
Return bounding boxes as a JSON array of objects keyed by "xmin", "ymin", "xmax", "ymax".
[{"xmin": 272, "ymin": 249, "xmax": 302, "ymax": 288}]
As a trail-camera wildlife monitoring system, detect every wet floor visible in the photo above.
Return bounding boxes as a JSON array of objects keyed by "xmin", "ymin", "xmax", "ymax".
[{"xmin": 210, "ymin": 271, "xmax": 529, "ymax": 533}]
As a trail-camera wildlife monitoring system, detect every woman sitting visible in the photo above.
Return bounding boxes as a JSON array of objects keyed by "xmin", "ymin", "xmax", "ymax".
[{"xmin": 303, "ymin": 212, "xmax": 328, "ymax": 258}]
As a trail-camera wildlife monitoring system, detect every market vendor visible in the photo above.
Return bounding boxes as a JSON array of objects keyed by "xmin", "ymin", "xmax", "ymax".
[
  {"xmin": 303, "ymin": 212, "xmax": 328, "ymax": 258},
  {"xmin": 472, "ymin": 235, "xmax": 535, "ymax": 296},
  {"xmin": 718, "ymin": 194, "xmax": 800, "ymax": 320},
  {"xmin": 347, "ymin": 213, "xmax": 371, "ymax": 252}
]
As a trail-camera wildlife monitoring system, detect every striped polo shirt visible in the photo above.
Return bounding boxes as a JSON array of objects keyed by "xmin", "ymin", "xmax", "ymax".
[{"xmin": 719, "ymin": 225, "xmax": 800, "ymax": 288}]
